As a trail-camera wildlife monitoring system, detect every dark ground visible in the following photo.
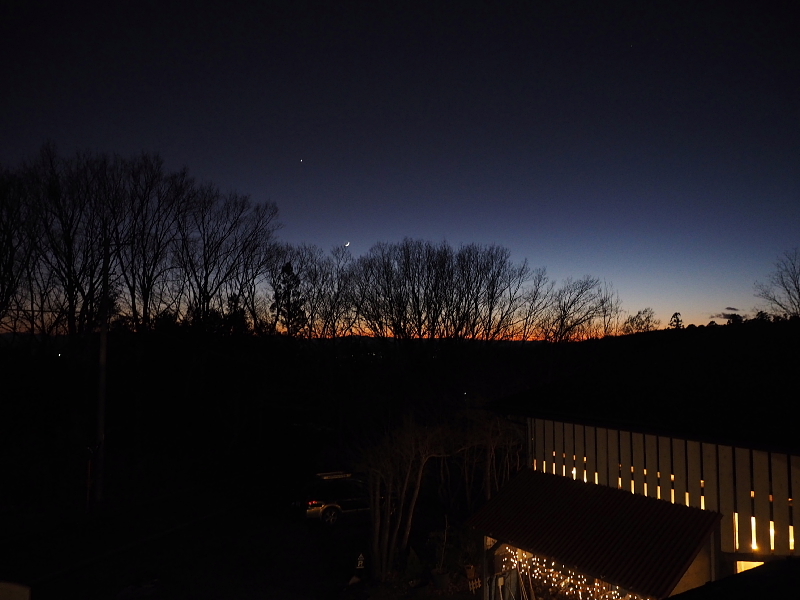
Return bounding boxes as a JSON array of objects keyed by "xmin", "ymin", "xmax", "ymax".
[
  {"xmin": 1, "ymin": 332, "xmax": 506, "ymax": 599},
  {"xmin": 2, "ymin": 477, "xmax": 480, "ymax": 599},
  {"xmin": 3, "ymin": 321, "xmax": 796, "ymax": 598},
  {"xmin": 28, "ymin": 484, "xmax": 370, "ymax": 600}
]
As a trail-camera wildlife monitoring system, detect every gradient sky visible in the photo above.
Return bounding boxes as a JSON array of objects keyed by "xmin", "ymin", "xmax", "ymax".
[{"xmin": 2, "ymin": 1, "xmax": 798, "ymax": 326}]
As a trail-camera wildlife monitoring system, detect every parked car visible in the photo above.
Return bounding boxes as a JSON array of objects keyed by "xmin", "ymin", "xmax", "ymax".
[{"xmin": 295, "ymin": 472, "xmax": 370, "ymax": 525}]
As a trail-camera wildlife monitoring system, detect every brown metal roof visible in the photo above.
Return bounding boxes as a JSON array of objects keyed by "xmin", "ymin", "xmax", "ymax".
[{"xmin": 468, "ymin": 469, "xmax": 722, "ymax": 600}]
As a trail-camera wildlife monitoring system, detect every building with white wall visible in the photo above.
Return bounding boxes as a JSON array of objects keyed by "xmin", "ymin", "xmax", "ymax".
[{"xmin": 468, "ymin": 324, "xmax": 800, "ymax": 599}]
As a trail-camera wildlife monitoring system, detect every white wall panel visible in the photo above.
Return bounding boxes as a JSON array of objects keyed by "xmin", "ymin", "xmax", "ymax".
[
  {"xmin": 687, "ymin": 440, "xmax": 702, "ymax": 508},
  {"xmin": 564, "ymin": 423, "xmax": 575, "ymax": 479},
  {"xmin": 703, "ymin": 443, "xmax": 720, "ymax": 512},
  {"xmin": 771, "ymin": 453, "xmax": 790, "ymax": 555},
  {"xmin": 632, "ymin": 432, "xmax": 645, "ymax": 495},
  {"xmin": 554, "ymin": 421, "xmax": 565, "ymax": 476},
  {"xmin": 735, "ymin": 447, "xmax": 753, "ymax": 553},
  {"xmin": 618, "ymin": 430, "xmax": 630, "ymax": 492},
  {"xmin": 597, "ymin": 427, "xmax": 609, "ymax": 487},
  {"xmin": 658, "ymin": 436, "xmax": 672, "ymax": 501},
  {"xmin": 544, "ymin": 420, "xmax": 554, "ymax": 475},
  {"xmin": 631, "ymin": 433, "xmax": 645, "ymax": 494},
  {"xmin": 534, "ymin": 419, "xmax": 545, "ymax": 473},
  {"xmin": 644, "ymin": 434, "xmax": 659, "ymax": 499},
  {"xmin": 672, "ymin": 438, "xmax": 687, "ymax": 506},
  {"xmin": 753, "ymin": 450, "xmax": 771, "ymax": 554},
  {"xmin": 792, "ymin": 455, "xmax": 800, "ymax": 554},
  {"xmin": 575, "ymin": 424, "xmax": 585, "ymax": 482},
  {"xmin": 718, "ymin": 445, "xmax": 735, "ymax": 553},
  {"xmin": 527, "ymin": 419, "xmax": 533, "ymax": 468},
  {"xmin": 585, "ymin": 426, "xmax": 596, "ymax": 485}
]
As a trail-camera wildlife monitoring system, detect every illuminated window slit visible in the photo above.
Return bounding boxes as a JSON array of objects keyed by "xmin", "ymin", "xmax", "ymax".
[{"xmin": 770, "ymin": 521, "xmax": 775, "ymax": 551}]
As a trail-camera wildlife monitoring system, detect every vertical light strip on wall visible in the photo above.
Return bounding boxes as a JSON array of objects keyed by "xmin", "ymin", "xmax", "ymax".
[{"xmin": 770, "ymin": 520, "xmax": 775, "ymax": 551}]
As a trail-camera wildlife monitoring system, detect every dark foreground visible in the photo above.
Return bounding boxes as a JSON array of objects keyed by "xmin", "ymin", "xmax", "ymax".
[
  {"xmin": 2, "ymin": 481, "xmax": 485, "ymax": 599},
  {"xmin": 1, "ymin": 481, "xmax": 372, "ymax": 600}
]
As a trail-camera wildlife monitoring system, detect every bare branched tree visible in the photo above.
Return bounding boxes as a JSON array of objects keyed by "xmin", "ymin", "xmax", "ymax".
[
  {"xmin": 621, "ymin": 307, "xmax": 660, "ymax": 334},
  {"xmin": 289, "ymin": 244, "xmax": 332, "ymax": 338},
  {"xmin": 0, "ymin": 166, "xmax": 33, "ymax": 327},
  {"xmin": 274, "ymin": 243, "xmax": 360, "ymax": 338},
  {"xmin": 352, "ymin": 242, "xmax": 404, "ymax": 338},
  {"xmin": 517, "ymin": 268, "xmax": 554, "ymax": 341},
  {"xmin": 111, "ymin": 154, "xmax": 193, "ymax": 331},
  {"xmin": 351, "ymin": 239, "xmax": 532, "ymax": 341},
  {"xmin": 175, "ymin": 186, "xmax": 279, "ymax": 328},
  {"xmin": 755, "ymin": 248, "xmax": 800, "ymax": 318},
  {"xmin": 26, "ymin": 147, "xmax": 121, "ymax": 334},
  {"xmin": 363, "ymin": 418, "xmax": 451, "ymax": 581},
  {"xmin": 596, "ymin": 281, "xmax": 623, "ymax": 337},
  {"xmin": 318, "ymin": 245, "xmax": 358, "ymax": 337},
  {"xmin": 540, "ymin": 275, "xmax": 603, "ymax": 342},
  {"xmin": 362, "ymin": 411, "xmax": 525, "ymax": 582},
  {"xmin": 1, "ymin": 147, "xmax": 638, "ymax": 342},
  {"xmin": 477, "ymin": 245, "xmax": 530, "ymax": 340}
]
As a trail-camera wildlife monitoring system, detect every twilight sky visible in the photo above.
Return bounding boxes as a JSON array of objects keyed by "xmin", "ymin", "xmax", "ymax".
[{"xmin": 2, "ymin": 1, "xmax": 798, "ymax": 326}]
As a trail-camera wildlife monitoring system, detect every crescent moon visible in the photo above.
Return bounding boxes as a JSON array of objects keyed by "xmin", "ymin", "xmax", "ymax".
[{"xmin": 345, "ymin": 241, "xmax": 350, "ymax": 247}]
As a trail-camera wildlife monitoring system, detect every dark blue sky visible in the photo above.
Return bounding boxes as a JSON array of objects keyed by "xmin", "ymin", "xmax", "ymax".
[{"xmin": 2, "ymin": 1, "xmax": 798, "ymax": 325}]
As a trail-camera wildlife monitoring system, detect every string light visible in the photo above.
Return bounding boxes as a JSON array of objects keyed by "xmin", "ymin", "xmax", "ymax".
[{"xmin": 499, "ymin": 545, "xmax": 650, "ymax": 600}]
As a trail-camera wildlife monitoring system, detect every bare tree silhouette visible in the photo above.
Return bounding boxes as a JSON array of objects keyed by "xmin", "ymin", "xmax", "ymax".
[{"xmin": 755, "ymin": 248, "xmax": 800, "ymax": 319}]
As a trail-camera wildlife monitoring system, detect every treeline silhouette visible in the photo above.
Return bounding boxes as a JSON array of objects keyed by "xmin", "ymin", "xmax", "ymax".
[{"xmin": 2, "ymin": 146, "xmax": 636, "ymax": 341}]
